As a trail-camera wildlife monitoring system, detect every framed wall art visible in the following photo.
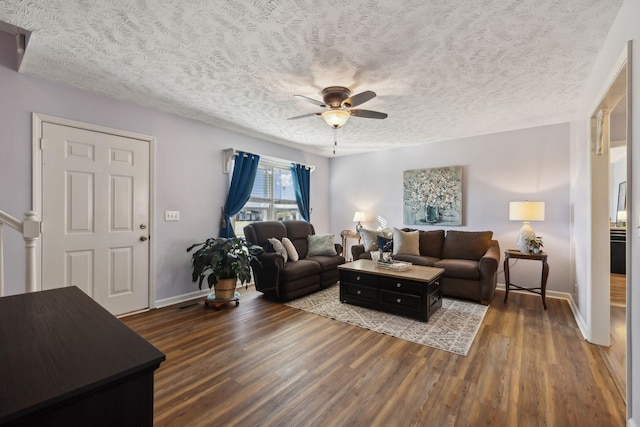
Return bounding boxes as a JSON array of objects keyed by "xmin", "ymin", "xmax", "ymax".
[{"xmin": 403, "ymin": 166, "xmax": 462, "ymax": 226}]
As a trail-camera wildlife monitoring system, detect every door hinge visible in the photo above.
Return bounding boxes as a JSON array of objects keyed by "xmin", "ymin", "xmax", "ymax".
[{"xmin": 40, "ymin": 138, "xmax": 47, "ymax": 150}]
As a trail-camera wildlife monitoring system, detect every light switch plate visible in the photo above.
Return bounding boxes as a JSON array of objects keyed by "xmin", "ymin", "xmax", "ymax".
[{"xmin": 165, "ymin": 210, "xmax": 180, "ymax": 221}]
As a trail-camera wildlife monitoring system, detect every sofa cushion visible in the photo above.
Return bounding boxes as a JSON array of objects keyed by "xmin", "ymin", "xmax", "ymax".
[
  {"xmin": 418, "ymin": 229, "xmax": 445, "ymax": 259},
  {"xmin": 307, "ymin": 254, "xmax": 344, "ymax": 272},
  {"xmin": 307, "ymin": 234, "xmax": 338, "ymax": 256},
  {"xmin": 434, "ymin": 259, "xmax": 481, "ymax": 280},
  {"xmin": 282, "ymin": 237, "xmax": 299, "ymax": 262},
  {"xmin": 284, "ymin": 220, "xmax": 315, "ymax": 258},
  {"xmin": 442, "ymin": 231, "xmax": 493, "ymax": 261},
  {"xmin": 391, "ymin": 253, "xmax": 439, "ymax": 267},
  {"xmin": 280, "ymin": 259, "xmax": 321, "ymax": 281},
  {"xmin": 244, "ymin": 221, "xmax": 287, "ymax": 246},
  {"xmin": 268, "ymin": 238, "xmax": 288, "ymax": 263},
  {"xmin": 392, "ymin": 227, "xmax": 419, "ymax": 256}
]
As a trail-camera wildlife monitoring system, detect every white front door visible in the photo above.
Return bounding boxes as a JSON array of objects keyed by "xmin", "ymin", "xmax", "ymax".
[{"xmin": 40, "ymin": 122, "xmax": 150, "ymax": 315}]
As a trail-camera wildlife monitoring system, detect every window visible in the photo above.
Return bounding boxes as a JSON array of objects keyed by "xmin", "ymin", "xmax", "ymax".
[{"xmin": 235, "ymin": 160, "xmax": 300, "ymax": 236}]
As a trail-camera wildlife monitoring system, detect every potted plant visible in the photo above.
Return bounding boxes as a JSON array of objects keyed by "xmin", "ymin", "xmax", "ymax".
[
  {"xmin": 187, "ymin": 237, "xmax": 262, "ymax": 299},
  {"xmin": 526, "ymin": 236, "xmax": 544, "ymax": 254}
]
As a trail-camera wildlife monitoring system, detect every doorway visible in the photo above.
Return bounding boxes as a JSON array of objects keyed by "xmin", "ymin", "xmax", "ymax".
[
  {"xmin": 33, "ymin": 114, "xmax": 155, "ymax": 316},
  {"xmin": 607, "ymin": 102, "xmax": 627, "ymax": 398},
  {"xmin": 590, "ymin": 54, "xmax": 629, "ymax": 400}
]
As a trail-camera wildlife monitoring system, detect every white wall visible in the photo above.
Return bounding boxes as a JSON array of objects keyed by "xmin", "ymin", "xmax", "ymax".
[
  {"xmin": 611, "ymin": 153, "xmax": 626, "ymax": 222},
  {"xmin": 610, "ymin": 112, "xmax": 627, "ymax": 223},
  {"xmin": 330, "ymin": 123, "xmax": 571, "ymax": 293},
  {"xmin": 0, "ymin": 31, "xmax": 331, "ymax": 302},
  {"xmin": 569, "ymin": 0, "xmax": 638, "ymax": 422}
]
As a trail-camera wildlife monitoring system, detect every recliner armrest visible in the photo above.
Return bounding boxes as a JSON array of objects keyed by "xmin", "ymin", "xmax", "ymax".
[{"xmin": 256, "ymin": 252, "xmax": 285, "ymax": 270}]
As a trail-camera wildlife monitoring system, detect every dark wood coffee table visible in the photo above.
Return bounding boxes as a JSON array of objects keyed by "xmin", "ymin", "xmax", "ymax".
[{"xmin": 338, "ymin": 259, "xmax": 445, "ymax": 321}]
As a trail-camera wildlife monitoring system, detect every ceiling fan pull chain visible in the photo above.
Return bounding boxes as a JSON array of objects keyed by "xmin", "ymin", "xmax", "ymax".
[{"xmin": 333, "ymin": 127, "xmax": 338, "ymax": 155}]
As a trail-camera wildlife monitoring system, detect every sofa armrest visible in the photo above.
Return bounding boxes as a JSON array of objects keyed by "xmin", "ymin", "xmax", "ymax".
[
  {"xmin": 477, "ymin": 240, "xmax": 500, "ymax": 303},
  {"xmin": 256, "ymin": 252, "xmax": 285, "ymax": 270},
  {"xmin": 250, "ymin": 252, "xmax": 285, "ymax": 297},
  {"xmin": 479, "ymin": 240, "xmax": 500, "ymax": 275},
  {"xmin": 351, "ymin": 244, "xmax": 365, "ymax": 260}
]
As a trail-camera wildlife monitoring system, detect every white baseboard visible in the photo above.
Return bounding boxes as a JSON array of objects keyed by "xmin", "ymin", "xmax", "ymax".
[
  {"xmin": 564, "ymin": 294, "xmax": 589, "ymax": 342},
  {"xmin": 496, "ymin": 283, "xmax": 588, "ymax": 341},
  {"xmin": 155, "ymin": 288, "xmax": 212, "ymax": 309},
  {"xmin": 154, "ymin": 283, "xmax": 256, "ymax": 309}
]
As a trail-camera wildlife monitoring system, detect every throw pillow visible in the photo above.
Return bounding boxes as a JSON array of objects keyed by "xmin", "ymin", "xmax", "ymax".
[
  {"xmin": 307, "ymin": 234, "xmax": 338, "ymax": 257},
  {"xmin": 267, "ymin": 238, "xmax": 288, "ymax": 263},
  {"xmin": 377, "ymin": 235, "xmax": 393, "ymax": 252},
  {"xmin": 281, "ymin": 237, "xmax": 299, "ymax": 262},
  {"xmin": 392, "ymin": 227, "xmax": 420, "ymax": 256},
  {"xmin": 380, "ymin": 227, "xmax": 393, "ymax": 239},
  {"xmin": 264, "ymin": 240, "xmax": 275, "ymax": 253},
  {"xmin": 359, "ymin": 228, "xmax": 381, "ymax": 252}
]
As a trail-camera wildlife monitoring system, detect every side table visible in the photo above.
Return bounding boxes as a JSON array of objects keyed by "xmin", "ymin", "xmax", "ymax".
[
  {"xmin": 503, "ymin": 249, "xmax": 549, "ymax": 310},
  {"xmin": 340, "ymin": 229, "xmax": 361, "ymax": 261}
]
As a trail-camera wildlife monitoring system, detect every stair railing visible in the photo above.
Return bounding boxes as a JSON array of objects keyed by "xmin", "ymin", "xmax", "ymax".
[{"xmin": 0, "ymin": 210, "xmax": 40, "ymax": 296}]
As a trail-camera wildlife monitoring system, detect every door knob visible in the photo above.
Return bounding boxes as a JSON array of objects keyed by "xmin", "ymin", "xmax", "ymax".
[
  {"xmin": 140, "ymin": 224, "xmax": 147, "ymax": 230},
  {"xmin": 140, "ymin": 236, "xmax": 148, "ymax": 241}
]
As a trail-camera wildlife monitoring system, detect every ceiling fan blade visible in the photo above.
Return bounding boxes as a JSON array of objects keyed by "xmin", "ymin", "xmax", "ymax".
[
  {"xmin": 287, "ymin": 112, "xmax": 322, "ymax": 120},
  {"xmin": 294, "ymin": 95, "xmax": 326, "ymax": 108},
  {"xmin": 349, "ymin": 109, "xmax": 388, "ymax": 119},
  {"xmin": 344, "ymin": 90, "xmax": 376, "ymax": 108}
]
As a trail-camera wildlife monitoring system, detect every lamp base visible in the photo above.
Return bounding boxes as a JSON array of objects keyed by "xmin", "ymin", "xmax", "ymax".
[{"xmin": 516, "ymin": 222, "xmax": 536, "ymax": 253}]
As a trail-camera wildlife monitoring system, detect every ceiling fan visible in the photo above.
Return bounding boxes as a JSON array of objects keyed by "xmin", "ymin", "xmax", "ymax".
[{"xmin": 288, "ymin": 86, "xmax": 388, "ymax": 129}]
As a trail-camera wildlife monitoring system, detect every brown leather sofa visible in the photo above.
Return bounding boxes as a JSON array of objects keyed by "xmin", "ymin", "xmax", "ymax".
[
  {"xmin": 244, "ymin": 221, "xmax": 345, "ymax": 301},
  {"xmin": 352, "ymin": 229, "xmax": 500, "ymax": 305}
]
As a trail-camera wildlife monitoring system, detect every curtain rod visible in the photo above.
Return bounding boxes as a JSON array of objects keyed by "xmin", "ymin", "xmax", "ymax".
[{"xmin": 222, "ymin": 148, "xmax": 315, "ymax": 173}]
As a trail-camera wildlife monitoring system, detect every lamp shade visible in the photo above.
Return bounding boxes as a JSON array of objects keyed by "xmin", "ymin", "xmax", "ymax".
[
  {"xmin": 353, "ymin": 212, "xmax": 366, "ymax": 222},
  {"xmin": 509, "ymin": 201, "xmax": 545, "ymax": 222},
  {"xmin": 322, "ymin": 110, "xmax": 350, "ymax": 128}
]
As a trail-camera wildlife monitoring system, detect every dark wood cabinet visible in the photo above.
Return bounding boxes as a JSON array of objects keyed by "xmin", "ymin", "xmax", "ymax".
[
  {"xmin": 0, "ymin": 287, "xmax": 165, "ymax": 427},
  {"xmin": 611, "ymin": 228, "xmax": 626, "ymax": 274}
]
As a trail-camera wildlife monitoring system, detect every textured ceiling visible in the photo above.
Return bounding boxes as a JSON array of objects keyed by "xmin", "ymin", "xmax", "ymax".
[{"xmin": 0, "ymin": 0, "xmax": 623, "ymax": 157}]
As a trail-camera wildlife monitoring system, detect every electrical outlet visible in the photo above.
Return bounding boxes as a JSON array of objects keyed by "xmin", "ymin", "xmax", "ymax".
[{"xmin": 165, "ymin": 210, "xmax": 180, "ymax": 221}]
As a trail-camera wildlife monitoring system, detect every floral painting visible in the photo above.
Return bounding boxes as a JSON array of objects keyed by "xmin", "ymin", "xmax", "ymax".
[{"xmin": 403, "ymin": 166, "xmax": 462, "ymax": 226}]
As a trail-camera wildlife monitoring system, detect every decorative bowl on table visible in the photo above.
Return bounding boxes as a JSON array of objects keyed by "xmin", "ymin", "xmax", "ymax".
[{"xmin": 374, "ymin": 260, "xmax": 412, "ymax": 272}]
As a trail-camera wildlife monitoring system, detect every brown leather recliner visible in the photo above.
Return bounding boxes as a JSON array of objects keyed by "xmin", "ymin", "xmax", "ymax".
[{"xmin": 244, "ymin": 221, "xmax": 345, "ymax": 301}]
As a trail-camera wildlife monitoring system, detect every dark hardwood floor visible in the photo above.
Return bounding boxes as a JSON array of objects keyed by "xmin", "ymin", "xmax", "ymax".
[
  {"xmin": 611, "ymin": 273, "xmax": 626, "ymax": 307},
  {"xmin": 602, "ymin": 273, "xmax": 627, "ymax": 401},
  {"xmin": 122, "ymin": 288, "xmax": 625, "ymax": 426}
]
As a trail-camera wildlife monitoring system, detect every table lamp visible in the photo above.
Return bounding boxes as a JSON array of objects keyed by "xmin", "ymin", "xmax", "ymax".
[
  {"xmin": 353, "ymin": 211, "xmax": 365, "ymax": 232},
  {"xmin": 509, "ymin": 201, "xmax": 545, "ymax": 253}
]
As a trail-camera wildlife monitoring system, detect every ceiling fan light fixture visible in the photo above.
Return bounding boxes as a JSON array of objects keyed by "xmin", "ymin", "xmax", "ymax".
[{"xmin": 322, "ymin": 109, "xmax": 350, "ymax": 128}]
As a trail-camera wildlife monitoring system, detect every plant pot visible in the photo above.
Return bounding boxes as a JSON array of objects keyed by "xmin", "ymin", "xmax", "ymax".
[{"xmin": 214, "ymin": 278, "xmax": 237, "ymax": 300}]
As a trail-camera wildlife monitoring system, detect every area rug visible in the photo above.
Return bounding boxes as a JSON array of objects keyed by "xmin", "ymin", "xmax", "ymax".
[{"xmin": 284, "ymin": 285, "xmax": 488, "ymax": 356}]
